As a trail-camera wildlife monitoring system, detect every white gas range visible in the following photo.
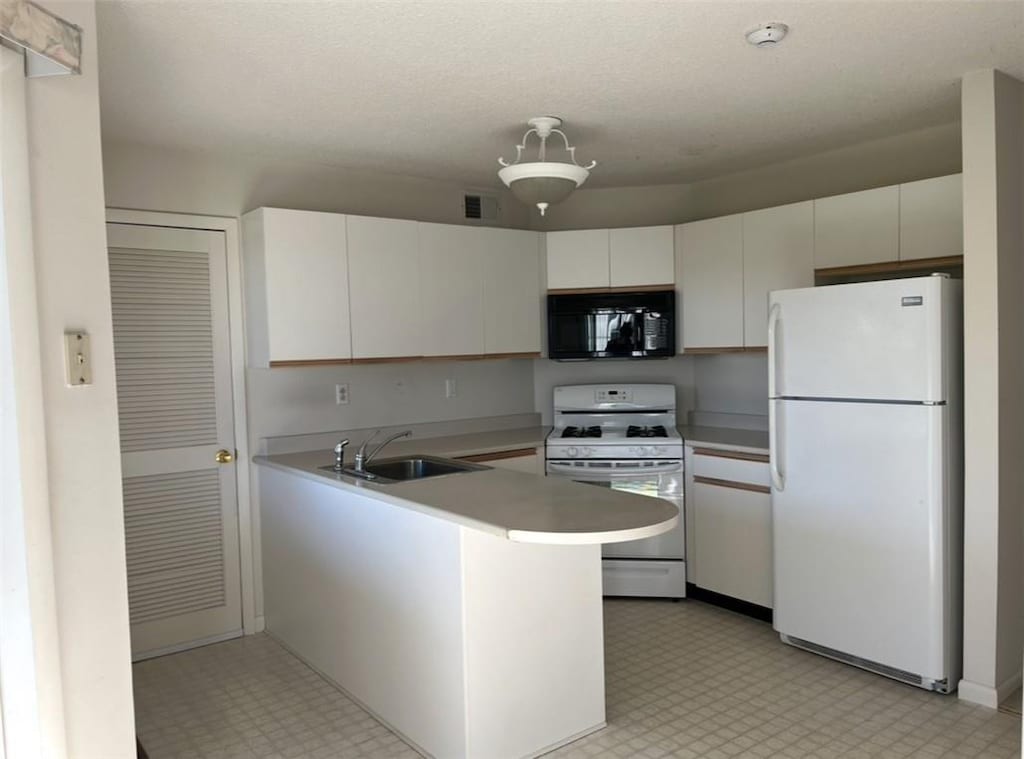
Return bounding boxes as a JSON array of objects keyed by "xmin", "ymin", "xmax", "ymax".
[{"xmin": 545, "ymin": 384, "xmax": 686, "ymax": 598}]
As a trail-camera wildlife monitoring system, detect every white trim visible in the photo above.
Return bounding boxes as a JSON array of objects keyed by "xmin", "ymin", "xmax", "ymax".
[
  {"xmin": 1, "ymin": 44, "xmax": 68, "ymax": 759},
  {"xmin": 104, "ymin": 208, "xmax": 259, "ymax": 637},
  {"xmin": 958, "ymin": 671, "xmax": 1024, "ymax": 709}
]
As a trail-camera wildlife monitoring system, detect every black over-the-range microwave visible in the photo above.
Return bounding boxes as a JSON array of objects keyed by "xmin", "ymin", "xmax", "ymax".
[{"xmin": 547, "ymin": 290, "xmax": 676, "ymax": 360}]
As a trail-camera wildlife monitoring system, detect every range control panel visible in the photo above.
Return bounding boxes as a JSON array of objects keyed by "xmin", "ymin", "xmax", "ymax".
[{"xmin": 595, "ymin": 388, "xmax": 633, "ymax": 403}]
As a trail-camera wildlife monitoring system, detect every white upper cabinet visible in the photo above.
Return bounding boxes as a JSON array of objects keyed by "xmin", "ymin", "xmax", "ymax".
[
  {"xmin": 609, "ymin": 225, "xmax": 674, "ymax": 287},
  {"xmin": 742, "ymin": 201, "xmax": 814, "ymax": 347},
  {"xmin": 242, "ymin": 208, "xmax": 350, "ymax": 366},
  {"xmin": 546, "ymin": 229, "xmax": 610, "ymax": 289},
  {"xmin": 347, "ymin": 215, "xmax": 421, "ymax": 359},
  {"xmin": 482, "ymin": 228, "xmax": 542, "ymax": 355},
  {"xmin": 813, "ymin": 185, "xmax": 899, "ymax": 269},
  {"xmin": 899, "ymin": 174, "xmax": 963, "ymax": 261},
  {"xmin": 676, "ymin": 215, "xmax": 744, "ymax": 350},
  {"xmin": 418, "ymin": 223, "xmax": 485, "ymax": 357}
]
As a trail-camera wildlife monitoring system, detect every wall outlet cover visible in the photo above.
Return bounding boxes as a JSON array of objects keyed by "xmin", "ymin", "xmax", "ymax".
[
  {"xmin": 335, "ymin": 383, "xmax": 350, "ymax": 405},
  {"xmin": 445, "ymin": 378, "xmax": 457, "ymax": 399}
]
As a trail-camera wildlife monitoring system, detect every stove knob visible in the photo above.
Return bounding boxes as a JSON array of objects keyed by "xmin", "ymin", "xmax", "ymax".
[
  {"xmin": 638, "ymin": 446, "xmax": 652, "ymax": 457},
  {"xmin": 584, "ymin": 447, "xmax": 595, "ymax": 457},
  {"xmin": 567, "ymin": 446, "xmax": 579, "ymax": 457}
]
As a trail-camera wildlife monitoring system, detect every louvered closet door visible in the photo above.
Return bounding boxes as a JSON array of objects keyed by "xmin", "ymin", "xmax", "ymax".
[{"xmin": 107, "ymin": 222, "xmax": 242, "ymax": 659}]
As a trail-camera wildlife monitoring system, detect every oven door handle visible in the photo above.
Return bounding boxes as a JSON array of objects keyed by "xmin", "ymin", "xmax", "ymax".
[{"xmin": 547, "ymin": 462, "xmax": 682, "ymax": 478}]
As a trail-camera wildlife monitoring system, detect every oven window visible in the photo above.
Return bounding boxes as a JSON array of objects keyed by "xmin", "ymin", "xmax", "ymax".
[{"xmin": 575, "ymin": 478, "xmax": 662, "ymax": 498}]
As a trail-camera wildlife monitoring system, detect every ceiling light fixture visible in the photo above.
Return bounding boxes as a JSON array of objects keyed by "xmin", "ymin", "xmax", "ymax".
[
  {"xmin": 498, "ymin": 117, "xmax": 596, "ymax": 216},
  {"xmin": 746, "ymin": 22, "xmax": 788, "ymax": 47}
]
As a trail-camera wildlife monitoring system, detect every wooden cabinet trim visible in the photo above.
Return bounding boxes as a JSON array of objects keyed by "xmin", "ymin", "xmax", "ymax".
[
  {"xmin": 269, "ymin": 358, "xmax": 352, "ymax": 367},
  {"xmin": 272, "ymin": 352, "xmax": 542, "ymax": 367},
  {"xmin": 814, "ymin": 255, "xmax": 963, "ymax": 278},
  {"xmin": 694, "ymin": 475, "xmax": 771, "ymax": 495},
  {"xmin": 692, "ymin": 448, "xmax": 769, "ymax": 464},
  {"xmin": 547, "ymin": 284, "xmax": 674, "ymax": 295},
  {"xmin": 350, "ymin": 356, "xmax": 425, "ymax": 365},
  {"xmin": 457, "ymin": 448, "xmax": 538, "ymax": 463},
  {"xmin": 683, "ymin": 346, "xmax": 767, "ymax": 355},
  {"xmin": 484, "ymin": 351, "xmax": 542, "ymax": 360}
]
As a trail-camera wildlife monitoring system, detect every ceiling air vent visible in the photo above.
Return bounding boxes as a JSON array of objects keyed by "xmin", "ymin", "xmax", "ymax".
[{"xmin": 464, "ymin": 193, "xmax": 499, "ymax": 222}]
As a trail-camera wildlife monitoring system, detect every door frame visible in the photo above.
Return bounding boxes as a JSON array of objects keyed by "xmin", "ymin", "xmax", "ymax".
[{"xmin": 106, "ymin": 208, "xmax": 260, "ymax": 637}]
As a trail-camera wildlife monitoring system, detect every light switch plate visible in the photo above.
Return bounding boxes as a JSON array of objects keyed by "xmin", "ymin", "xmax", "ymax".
[
  {"xmin": 445, "ymin": 378, "xmax": 457, "ymax": 399},
  {"xmin": 64, "ymin": 331, "xmax": 92, "ymax": 386}
]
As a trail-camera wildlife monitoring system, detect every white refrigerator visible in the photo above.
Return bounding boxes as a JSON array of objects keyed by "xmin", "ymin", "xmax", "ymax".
[{"xmin": 769, "ymin": 275, "xmax": 962, "ymax": 693}]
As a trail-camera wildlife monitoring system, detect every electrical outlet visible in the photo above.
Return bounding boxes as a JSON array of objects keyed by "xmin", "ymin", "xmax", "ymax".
[
  {"xmin": 335, "ymin": 383, "xmax": 350, "ymax": 405},
  {"xmin": 445, "ymin": 378, "xmax": 457, "ymax": 399}
]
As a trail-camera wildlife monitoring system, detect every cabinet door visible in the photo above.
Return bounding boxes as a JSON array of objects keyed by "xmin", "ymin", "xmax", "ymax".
[
  {"xmin": 899, "ymin": 174, "xmax": 963, "ymax": 261},
  {"xmin": 813, "ymin": 185, "xmax": 899, "ymax": 269},
  {"xmin": 347, "ymin": 215, "xmax": 421, "ymax": 359},
  {"xmin": 483, "ymin": 228, "xmax": 542, "ymax": 355},
  {"xmin": 609, "ymin": 225, "xmax": 674, "ymax": 287},
  {"xmin": 418, "ymin": 223, "xmax": 484, "ymax": 357},
  {"xmin": 243, "ymin": 208, "xmax": 351, "ymax": 366},
  {"xmin": 692, "ymin": 478, "xmax": 772, "ymax": 607},
  {"xmin": 546, "ymin": 229, "xmax": 610, "ymax": 289},
  {"xmin": 676, "ymin": 215, "xmax": 744, "ymax": 351},
  {"xmin": 742, "ymin": 201, "xmax": 814, "ymax": 347}
]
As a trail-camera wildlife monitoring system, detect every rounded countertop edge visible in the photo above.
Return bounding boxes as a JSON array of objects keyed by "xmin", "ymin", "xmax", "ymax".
[
  {"xmin": 508, "ymin": 512, "xmax": 679, "ymax": 546},
  {"xmin": 683, "ymin": 439, "xmax": 770, "ymax": 456},
  {"xmin": 254, "ymin": 454, "xmax": 678, "ymax": 546}
]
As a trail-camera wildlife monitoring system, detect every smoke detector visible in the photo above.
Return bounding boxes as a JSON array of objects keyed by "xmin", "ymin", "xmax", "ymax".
[{"xmin": 746, "ymin": 23, "xmax": 788, "ymax": 47}]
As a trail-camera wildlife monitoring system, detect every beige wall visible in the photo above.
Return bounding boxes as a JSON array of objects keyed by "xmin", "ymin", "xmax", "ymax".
[
  {"xmin": 959, "ymin": 68, "xmax": 1024, "ymax": 708},
  {"xmin": 542, "ymin": 122, "xmax": 962, "ymax": 230},
  {"xmin": 25, "ymin": 1, "xmax": 136, "ymax": 755}
]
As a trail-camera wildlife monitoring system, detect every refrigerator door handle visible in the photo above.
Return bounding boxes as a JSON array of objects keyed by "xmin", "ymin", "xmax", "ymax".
[
  {"xmin": 768, "ymin": 302, "xmax": 781, "ymax": 400},
  {"xmin": 770, "ymin": 400, "xmax": 784, "ymax": 492},
  {"xmin": 768, "ymin": 303, "xmax": 784, "ymax": 491}
]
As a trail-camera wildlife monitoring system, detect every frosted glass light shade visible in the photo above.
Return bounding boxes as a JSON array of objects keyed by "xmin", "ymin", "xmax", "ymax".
[{"xmin": 498, "ymin": 161, "xmax": 590, "ymax": 216}]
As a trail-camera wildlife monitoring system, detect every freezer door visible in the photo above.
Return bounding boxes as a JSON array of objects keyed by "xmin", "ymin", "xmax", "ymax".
[
  {"xmin": 769, "ymin": 276, "xmax": 958, "ymax": 402},
  {"xmin": 772, "ymin": 400, "xmax": 953, "ymax": 682}
]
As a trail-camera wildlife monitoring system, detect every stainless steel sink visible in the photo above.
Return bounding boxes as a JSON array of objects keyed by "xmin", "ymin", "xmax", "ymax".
[{"xmin": 319, "ymin": 455, "xmax": 488, "ymax": 484}]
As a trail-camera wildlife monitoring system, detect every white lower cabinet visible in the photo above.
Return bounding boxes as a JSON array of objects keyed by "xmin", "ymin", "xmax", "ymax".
[{"xmin": 688, "ymin": 447, "xmax": 773, "ymax": 608}]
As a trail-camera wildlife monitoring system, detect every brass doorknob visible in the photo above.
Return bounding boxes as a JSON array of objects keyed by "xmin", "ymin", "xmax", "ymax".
[{"xmin": 215, "ymin": 449, "xmax": 235, "ymax": 464}]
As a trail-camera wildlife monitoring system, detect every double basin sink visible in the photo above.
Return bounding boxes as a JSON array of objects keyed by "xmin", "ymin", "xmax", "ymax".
[{"xmin": 320, "ymin": 455, "xmax": 488, "ymax": 485}]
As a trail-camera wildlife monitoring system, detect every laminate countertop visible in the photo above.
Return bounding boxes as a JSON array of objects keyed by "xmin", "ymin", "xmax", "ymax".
[
  {"xmin": 254, "ymin": 426, "xmax": 677, "ymax": 546},
  {"xmin": 680, "ymin": 426, "xmax": 770, "ymax": 456}
]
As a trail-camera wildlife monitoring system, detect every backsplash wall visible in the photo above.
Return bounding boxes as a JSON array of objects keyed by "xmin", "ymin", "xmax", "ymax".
[
  {"xmin": 532, "ymin": 354, "xmax": 768, "ymax": 426},
  {"xmin": 247, "ymin": 359, "xmax": 537, "ymax": 441}
]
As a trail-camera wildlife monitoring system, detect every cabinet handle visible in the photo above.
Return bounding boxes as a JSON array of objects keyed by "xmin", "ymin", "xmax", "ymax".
[
  {"xmin": 692, "ymin": 447, "xmax": 768, "ymax": 463},
  {"xmin": 694, "ymin": 475, "xmax": 769, "ymax": 495}
]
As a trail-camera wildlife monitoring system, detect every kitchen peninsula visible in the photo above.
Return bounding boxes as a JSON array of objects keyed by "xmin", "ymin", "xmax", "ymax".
[{"xmin": 255, "ymin": 451, "xmax": 678, "ymax": 759}]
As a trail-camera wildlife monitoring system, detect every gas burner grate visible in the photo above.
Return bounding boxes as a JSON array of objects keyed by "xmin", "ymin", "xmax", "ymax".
[
  {"xmin": 561, "ymin": 425, "xmax": 603, "ymax": 439},
  {"xmin": 626, "ymin": 425, "xmax": 668, "ymax": 438}
]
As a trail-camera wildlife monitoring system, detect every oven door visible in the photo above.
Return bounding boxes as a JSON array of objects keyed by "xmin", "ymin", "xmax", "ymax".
[{"xmin": 546, "ymin": 460, "xmax": 685, "ymax": 560}]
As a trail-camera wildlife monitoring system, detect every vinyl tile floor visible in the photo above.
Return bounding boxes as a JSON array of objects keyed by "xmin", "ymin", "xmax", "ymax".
[{"xmin": 133, "ymin": 599, "xmax": 1021, "ymax": 759}]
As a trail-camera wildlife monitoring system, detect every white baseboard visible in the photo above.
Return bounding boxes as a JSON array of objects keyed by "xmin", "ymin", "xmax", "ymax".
[{"xmin": 958, "ymin": 670, "xmax": 1023, "ymax": 709}]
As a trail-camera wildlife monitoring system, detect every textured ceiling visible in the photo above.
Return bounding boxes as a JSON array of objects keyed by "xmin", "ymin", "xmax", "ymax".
[{"xmin": 95, "ymin": 0, "xmax": 1024, "ymax": 189}]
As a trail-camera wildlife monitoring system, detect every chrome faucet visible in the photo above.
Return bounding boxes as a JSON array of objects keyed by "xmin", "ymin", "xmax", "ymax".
[
  {"xmin": 354, "ymin": 429, "xmax": 412, "ymax": 472},
  {"xmin": 333, "ymin": 439, "xmax": 350, "ymax": 471}
]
